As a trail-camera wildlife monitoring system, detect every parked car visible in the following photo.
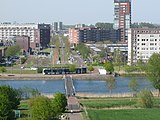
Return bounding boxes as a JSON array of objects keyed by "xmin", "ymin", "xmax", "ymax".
[{"xmin": 30, "ymin": 67, "xmax": 37, "ymax": 70}]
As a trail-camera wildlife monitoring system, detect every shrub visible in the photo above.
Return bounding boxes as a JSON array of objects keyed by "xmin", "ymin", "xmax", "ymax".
[
  {"xmin": 37, "ymin": 67, "xmax": 43, "ymax": 73},
  {"xmin": 137, "ymin": 89, "xmax": 153, "ymax": 108}
]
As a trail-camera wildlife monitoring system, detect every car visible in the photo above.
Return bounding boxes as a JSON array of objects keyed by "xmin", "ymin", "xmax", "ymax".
[
  {"xmin": 21, "ymin": 66, "xmax": 25, "ymax": 69},
  {"xmin": 31, "ymin": 67, "xmax": 37, "ymax": 70}
]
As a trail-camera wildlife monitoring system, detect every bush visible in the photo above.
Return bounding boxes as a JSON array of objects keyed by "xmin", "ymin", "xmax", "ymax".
[
  {"xmin": 37, "ymin": 67, "xmax": 43, "ymax": 73},
  {"xmin": 137, "ymin": 89, "xmax": 153, "ymax": 108},
  {"xmin": 21, "ymin": 57, "xmax": 27, "ymax": 64}
]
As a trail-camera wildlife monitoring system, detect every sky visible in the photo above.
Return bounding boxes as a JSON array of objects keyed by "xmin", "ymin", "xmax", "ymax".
[{"xmin": 0, "ymin": 0, "xmax": 159, "ymax": 25}]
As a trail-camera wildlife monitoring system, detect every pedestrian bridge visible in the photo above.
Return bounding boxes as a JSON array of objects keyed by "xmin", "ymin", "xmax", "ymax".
[{"xmin": 64, "ymin": 75, "xmax": 76, "ymax": 97}]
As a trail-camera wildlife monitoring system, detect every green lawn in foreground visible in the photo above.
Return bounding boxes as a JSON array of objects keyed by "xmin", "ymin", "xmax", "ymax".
[
  {"xmin": 80, "ymin": 98, "xmax": 160, "ymax": 108},
  {"xmin": 80, "ymin": 99, "xmax": 136, "ymax": 108},
  {"xmin": 88, "ymin": 109, "xmax": 160, "ymax": 120}
]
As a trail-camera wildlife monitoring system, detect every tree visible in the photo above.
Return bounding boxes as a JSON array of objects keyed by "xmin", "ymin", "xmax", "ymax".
[
  {"xmin": 52, "ymin": 93, "xmax": 67, "ymax": 115},
  {"xmin": 137, "ymin": 89, "xmax": 153, "ymax": 108},
  {"xmin": 0, "ymin": 86, "xmax": 21, "ymax": 119},
  {"xmin": 95, "ymin": 22, "xmax": 113, "ymax": 29},
  {"xmin": 113, "ymin": 49, "xmax": 123, "ymax": 72},
  {"xmin": 0, "ymin": 94, "xmax": 12, "ymax": 120},
  {"xmin": 30, "ymin": 96, "xmax": 53, "ymax": 120},
  {"xmin": 18, "ymin": 87, "xmax": 40, "ymax": 99},
  {"xmin": 146, "ymin": 53, "xmax": 160, "ymax": 96},
  {"xmin": 99, "ymin": 49, "xmax": 106, "ymax": 58},
  {"xmin": 128, "ymin": 78, "xmax": 138, "ymax": 97},
  {"xmin": 0, "ymin": 67, "xmax": 7, "ymax": 73},
  {"xmin": 103, "ymin": 61, "xmax": 114, "ymax": 73},
  {"xmin": 88, "ymin": 65, "xmax": 94, "ymax": 73},
  {"xmin": 75, "ymin": 43, "xmax": 90, "ymax": 59},
  {"xmin": 5, "ymin": 45, "xmax": 21, "ymax": 57},
  {"xmin": 0, "ymin": 86, "xmax": 20, "ymax": 109},
  {"xmin": 21, "ymin": 57, "xmax": 27, "ymax": 64},
  {"xmin": 106, "ymin": 77, "xmax": 116, "ymax": 95},
  {"xmin": 69, "ymin": 64, "xmax": 76, "ymax": 72}
]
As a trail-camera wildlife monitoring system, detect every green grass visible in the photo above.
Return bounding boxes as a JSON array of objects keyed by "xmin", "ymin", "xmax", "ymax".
[
  {"xmin": 5, "ymin": 70, "xmax": 37, "ymax": 74},
  {"xmin": 19, "ymin": 100, "xmax": 29, "ymax": 109},
  {"xmin": 88, "ymin": 109, "xmax": 160, "ymax": 120},
  {"xmin": 80, "ymin": 99, "xmax": 136, "ymax": 108}
]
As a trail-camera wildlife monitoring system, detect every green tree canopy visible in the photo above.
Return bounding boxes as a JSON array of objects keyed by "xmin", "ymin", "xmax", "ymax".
[
  {"xmin": 0, "ymin": 85, "xmax": 20, "ymax": 109},
  {"xmin": 52, "ymin": 93, "xmax": 67, "ymax": 115},
  {"xmin": 30, "ymin": 96, "xmax": 53, "ymax": 120},
  {"xmin": 75, "ymin": 43, "xmax": 90, "ymax": 59},
  {"xmin": 0, "ymin": 94, "xmax": 12, "ymax": 120},
  {"xmin": 88, "ymin": 65, "xmax": 94, "ymax": 73},
  {"xmin": 69, "ymin": 64, "xmax": 76, "ymax": 72},
  {"xmin": 146, "ymin": 53, "xmax": 160, "ymax": 96},
  {"xmin": 5, "ymin": 45, "xmax": 21, "ymax": 57},
  {"xmin": 95, "ymin": 22, "xmax": 113, "ymax": 29},
  {"xmin": 99, "ymin": 49, "xmax": 106, "ymax": 58},
  {"xmin": 103, "ymin": 61, "xmax": 114, "ymax": 73},
  {"xmin": 0, "ymin": 67, "xmax": 7, "ymax": 73},
  {"xmin": 0, "ymin": 86, "xmax": 21, "ymax": 119}
]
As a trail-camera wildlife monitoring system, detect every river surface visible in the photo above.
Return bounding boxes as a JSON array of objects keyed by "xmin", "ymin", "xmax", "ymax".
[{"xmin": 0, "ymin": 77, "xmax": 154, "ymax": 94}]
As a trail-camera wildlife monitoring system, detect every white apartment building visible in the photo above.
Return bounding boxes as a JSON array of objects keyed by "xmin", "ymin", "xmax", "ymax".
[
  {"xmin": 128, "ymin": 28, "xmax": 160, "ymax": 65},
  {"xmin": 0, "ymin": 23, "xmax": 40, "ymax": 49}
]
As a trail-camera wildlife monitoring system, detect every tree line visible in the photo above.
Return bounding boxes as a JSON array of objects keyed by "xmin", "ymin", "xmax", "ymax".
[{"xmin": 0, "ymin": 85, "xmax": 67, "ymax": 120}]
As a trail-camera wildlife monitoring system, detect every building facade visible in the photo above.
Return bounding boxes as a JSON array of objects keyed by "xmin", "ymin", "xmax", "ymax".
[
  {"xmin": 0, "ymin": 23, "xmax": 50, "ymax": 50},
  {"xmin": 38, "ymin": 24, "xmax": 50, "ymax": 49},
  {"xmin": 128, "ymin": 28, "xmax": 160, "ymax": 65},
  {"xmin": 114, "ymin": 0, "xmax": 131, "ymax": 42},
  {"xmin": 69, "ymin": 27, "xmax": 121, "ymax": 45},
  {"xmin": 54, "ymin": 22, "xmax": 58, "ymax": 31},
  {"xmin": 14, "ymin": 36, "xmax": 30, "ymax": 53}
]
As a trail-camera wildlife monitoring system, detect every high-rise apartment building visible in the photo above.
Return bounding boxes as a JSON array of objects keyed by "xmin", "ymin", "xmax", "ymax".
[
  {"xmin": 114, "ymin": 0, "xmax": 131, "ymax": 42},
  {"xmin": 54, "ymin": 22, "xmax": 58, "ymax": 31},
  {"xmin": 58, "ymin": 22, "xmax": 63, "ymax": 31},
  {"xmin": 128, "ymin": 28, "xmax": 160, "ymax": 65}
]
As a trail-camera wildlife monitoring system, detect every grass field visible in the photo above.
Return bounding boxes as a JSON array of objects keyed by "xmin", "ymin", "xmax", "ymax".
[
  {"xmin": 80, "ymin": 98, "xmax": 160, "ymax": 109},
  {"xmin": 80, "ymin": 99, "xmax": 136, "ymax": 108},
  {"xmin": 88, "ymin": 109, "xmax": 160, "ymax": 120}
]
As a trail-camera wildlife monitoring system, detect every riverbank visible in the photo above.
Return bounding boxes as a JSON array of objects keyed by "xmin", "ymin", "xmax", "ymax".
[
  {"xmin": 76, "ymin": 91, "xmax": 159, "ymax": 98},
  {"xmin": 0, "ymin": 73, "xmax": 114, "ymax": 80}
]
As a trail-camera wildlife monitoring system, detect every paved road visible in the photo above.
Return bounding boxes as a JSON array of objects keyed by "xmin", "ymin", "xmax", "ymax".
[
  {"xmin": 68, "ymin": 113, "xmax": 83, "ymax": 120},
  {"xmin": 67, "ymin": 97, "xmax": 83, "ymax": 120}
]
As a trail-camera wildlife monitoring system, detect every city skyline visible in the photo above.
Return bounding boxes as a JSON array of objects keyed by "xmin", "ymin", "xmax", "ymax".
[{"xmin": 0, "ymin": 0, "xmax": 159, "ymax": 25}]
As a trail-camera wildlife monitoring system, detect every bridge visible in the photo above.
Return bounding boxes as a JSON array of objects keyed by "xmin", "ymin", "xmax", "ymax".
[
  {"xmin": 64, "ymin": 75, "xmax": 82, "ymax": 117},
  {"xmin": 64, "ymin": 75, "xmax": 75, "ymax": 97}
]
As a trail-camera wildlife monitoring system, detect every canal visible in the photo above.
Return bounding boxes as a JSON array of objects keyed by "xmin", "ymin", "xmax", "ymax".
[{"xmin": 0, "ymin": 76, "xmax": 154, "ymax": 95}]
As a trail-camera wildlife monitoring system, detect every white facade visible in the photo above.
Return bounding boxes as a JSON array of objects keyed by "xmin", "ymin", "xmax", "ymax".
[
  {"xmin": 0, "ymin": 23, "xmax": 38, "ymax": 43},
  {"xmin": 128, "ymin": 28, "xmax": 160, "ymax": 65}
]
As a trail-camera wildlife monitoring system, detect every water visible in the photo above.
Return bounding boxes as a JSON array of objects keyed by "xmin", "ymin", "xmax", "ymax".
[
  {"xmin": 0, "ymin": 80, "xmax": 65, "ymax": 94},
  {"xmin": 74, "ymin": 77, "xmax": 154, "ymax": 94},
  {"xmin": 0, "ymin": 77, "xmax": 154, "ymax": 94}
]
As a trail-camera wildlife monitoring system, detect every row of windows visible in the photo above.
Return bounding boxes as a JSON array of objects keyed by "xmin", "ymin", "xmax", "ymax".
[
  {"xmin": 136, "ymin": 47, "xmax": 159, "ymax": 50},
  {"xmin": 137, "ymin": 39, "xmax": 159, "ymax": 41},
  {"xmin": 137, "ymin": 56, "xmax": 149, "ymax": 59},
  {"xmin": 139, "ymin": 43, "xmax": 157, "ymax": 46},
  {"xmin": 136, "ymin": 31, "xmax": 160, "ymax": 34}
]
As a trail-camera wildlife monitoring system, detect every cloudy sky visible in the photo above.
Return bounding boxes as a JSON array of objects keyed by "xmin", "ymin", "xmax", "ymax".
[{"xmin": 0, "ymin": 0, "xmax": 159, "ymax": 24}]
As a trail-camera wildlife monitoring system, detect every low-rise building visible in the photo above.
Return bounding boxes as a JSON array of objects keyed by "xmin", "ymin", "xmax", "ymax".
[{"xmin": 14, "ymin": 36, "xmax": 30, "ymax": 53}]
